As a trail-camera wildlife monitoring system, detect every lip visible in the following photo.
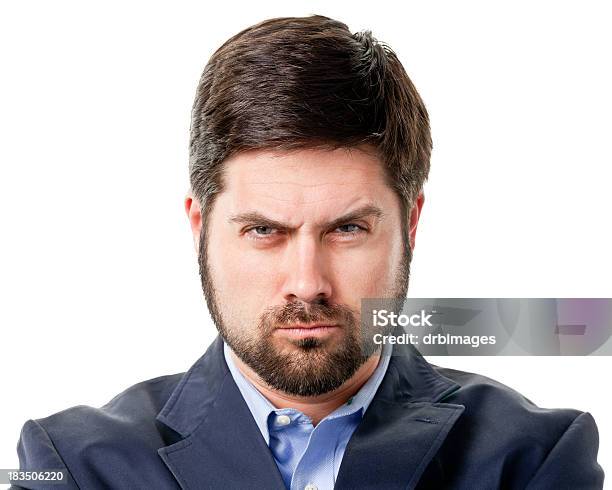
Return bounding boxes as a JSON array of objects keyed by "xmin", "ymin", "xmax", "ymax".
[
  {"xmin": 277, "ymin": 323, "xmax": 338, "ymax": 330},
  {"xmin": 275, "ymin": 323, "xmax": 340, "ymax": 339}
]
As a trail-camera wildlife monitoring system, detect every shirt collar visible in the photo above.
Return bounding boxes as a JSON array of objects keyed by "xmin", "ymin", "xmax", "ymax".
[{"xmin": 223, "ymin": 340, "xmax": 393, "ymax": 445}]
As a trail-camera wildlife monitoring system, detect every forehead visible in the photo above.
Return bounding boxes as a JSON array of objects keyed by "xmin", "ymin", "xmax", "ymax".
[{"xmin": 217, "ymin": 146, "xmax": 397, "ymax": 220}]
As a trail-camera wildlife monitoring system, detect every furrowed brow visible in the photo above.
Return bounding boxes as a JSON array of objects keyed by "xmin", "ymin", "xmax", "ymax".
[
  {"xmin": 323, "ymin": 204, "xmax": 385, "ymax": 230},
  {"xmin": 228, "ymin": 212, "xmax": 290, "ymax": 230},
  {"xmin": 228, "ymin": 204, "xmax": 385, "ymax": 231}
]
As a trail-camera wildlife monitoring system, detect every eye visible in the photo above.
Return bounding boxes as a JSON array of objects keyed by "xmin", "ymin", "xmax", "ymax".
[
  {"xmin": 336, "ymin": 223, "xmax": 363, "ymax": 234},
  {"xmin": 244, "ymin": 225, "xmax": 280, "ymax": 241},
  {"xmin": 252, "ymin": 226, "xmax": 274, "ymax": 235},
  {"xmin": 329, "ymin": 223, "xmax": 368, "ymax": 242}
]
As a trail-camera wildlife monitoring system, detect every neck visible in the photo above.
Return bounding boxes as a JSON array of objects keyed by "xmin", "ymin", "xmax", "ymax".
[{"xmin": 230, "ymin": 350, "xmax": 381, "ymax": 425}]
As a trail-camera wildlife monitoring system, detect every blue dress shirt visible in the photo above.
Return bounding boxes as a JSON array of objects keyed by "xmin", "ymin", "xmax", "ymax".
[{"xmin": 223, "ymin": 341, "xmax": 392, "ymax": 490}]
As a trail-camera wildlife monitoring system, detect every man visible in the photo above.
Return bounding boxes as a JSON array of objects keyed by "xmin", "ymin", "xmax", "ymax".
[{"xmin": 13, "ymin": 15, "xmax": 604, "ymax": 490}]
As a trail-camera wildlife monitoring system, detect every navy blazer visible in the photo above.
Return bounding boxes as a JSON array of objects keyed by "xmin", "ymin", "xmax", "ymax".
[{"xmin": 13, "ymin": 336, "xmax": 605, "ymax": 489}]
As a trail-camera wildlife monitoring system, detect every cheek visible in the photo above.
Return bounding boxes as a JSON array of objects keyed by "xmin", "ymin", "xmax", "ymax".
[
  {"xmin": 206, "ymin": 231, "xmax": 280, "ymax": 326},
  {"xmin": 332, "ymin": 236, "xmax": 404, "ymax": 298}
]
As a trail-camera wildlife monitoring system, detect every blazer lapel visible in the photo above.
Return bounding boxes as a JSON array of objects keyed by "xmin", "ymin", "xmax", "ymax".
[
  {"xmin": 335, "ymin": 341, "xmax": 465, "ymax": 490},
  {"xmin": 156, "ymin": 337, "xmax": 286, "ymax": 490}
]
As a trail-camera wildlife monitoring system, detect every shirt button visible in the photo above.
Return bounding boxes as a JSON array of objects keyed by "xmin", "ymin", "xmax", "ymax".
[
  {"xmin": 276, "ymin": 414, "xmax": 291, "ymax": 426},
  {"xmin": 304, "ymin": 484, "xmax": 318, "ymax": 490}
]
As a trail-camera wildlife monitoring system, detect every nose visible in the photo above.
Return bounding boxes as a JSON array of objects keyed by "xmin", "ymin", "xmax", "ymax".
[{"xmin": 281, "ymin": 235, "xmax": 332, "ymax": 304}]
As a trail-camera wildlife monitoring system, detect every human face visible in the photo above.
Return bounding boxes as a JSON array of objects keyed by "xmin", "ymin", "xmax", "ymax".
[{"xmin": 195, "ymin": 146, "xmax": 412, "ymax": 396}]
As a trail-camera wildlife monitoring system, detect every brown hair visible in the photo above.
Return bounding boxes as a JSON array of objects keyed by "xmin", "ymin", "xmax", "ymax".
[{"xmin": 189, "ymin": 14, "xmax": 432, "ymax": 232}]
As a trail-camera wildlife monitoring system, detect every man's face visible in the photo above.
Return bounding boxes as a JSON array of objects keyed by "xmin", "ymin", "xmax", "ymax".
[{"xmin": 197, "ymin": 146, "xmax": 412, "ymax": 396}]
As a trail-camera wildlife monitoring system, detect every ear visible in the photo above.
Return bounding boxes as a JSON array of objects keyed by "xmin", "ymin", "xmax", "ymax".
[
  {"xmin": 408, "ymin": 192, "xmax": 425, "ymax": 252},
  {"xmin": 184, "ymin": 192, "xmax": 202, "ymax": 253}
]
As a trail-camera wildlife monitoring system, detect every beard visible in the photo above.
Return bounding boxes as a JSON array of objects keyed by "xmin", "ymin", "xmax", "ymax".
[{"xmin": 198, "ymin": 222, "xmax": 411, "ymax": 397}]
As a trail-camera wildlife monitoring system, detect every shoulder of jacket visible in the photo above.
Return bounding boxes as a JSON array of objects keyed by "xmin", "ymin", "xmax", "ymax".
[
  {"xmin": 33, "ymin": 372, "xmax": 185, "ymax": 448},
  {"xmin": 433, "ymin": 364, "xmax": 585, "ymax": 433}
]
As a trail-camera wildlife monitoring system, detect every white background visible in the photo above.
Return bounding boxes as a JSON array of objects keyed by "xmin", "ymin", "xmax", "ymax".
[{"xmin": 1, "ymin": 0, "xmax": 610, "ymax": 484}]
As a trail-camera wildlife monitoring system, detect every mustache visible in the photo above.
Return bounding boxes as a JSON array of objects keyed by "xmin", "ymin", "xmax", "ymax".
[{"xmin": 259, "ymin": 300, "xmax": 358, "ymax": 329}]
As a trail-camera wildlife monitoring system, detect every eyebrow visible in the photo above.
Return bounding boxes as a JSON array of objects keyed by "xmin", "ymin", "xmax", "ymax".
[{"xmin": 228, "ymin": 204, "xmax": 385, "ymax": 231}]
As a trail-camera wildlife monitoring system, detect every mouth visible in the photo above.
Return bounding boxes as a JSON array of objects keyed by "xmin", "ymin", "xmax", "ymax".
[{"xmin": 275, "ymin": 323, "xmax": 341, "ymax": 339}]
